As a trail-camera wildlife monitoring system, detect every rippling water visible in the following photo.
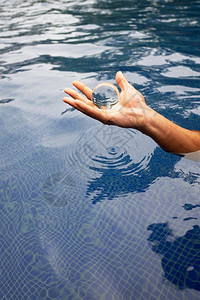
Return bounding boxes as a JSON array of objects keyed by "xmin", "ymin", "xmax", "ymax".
[{"xmin": 0, "ymin": 0, "xmax": 200, "ymax": 299}]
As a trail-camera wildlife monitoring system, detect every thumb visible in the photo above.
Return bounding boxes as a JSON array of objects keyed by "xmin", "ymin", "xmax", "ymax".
[{"xmin": 115, "ymin": 71, "xmax": 130, "ymax": 91}]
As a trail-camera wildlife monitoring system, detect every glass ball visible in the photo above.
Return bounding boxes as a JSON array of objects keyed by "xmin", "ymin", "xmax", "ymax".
[{"xmin": 92, "ymin": 82, "xmax": 119, "ymax": 109}]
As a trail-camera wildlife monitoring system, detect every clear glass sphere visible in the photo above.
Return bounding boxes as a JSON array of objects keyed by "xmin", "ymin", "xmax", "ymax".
[{"xmin": 92, "ymin": 82, "xmax": 119, "ymax": 109}]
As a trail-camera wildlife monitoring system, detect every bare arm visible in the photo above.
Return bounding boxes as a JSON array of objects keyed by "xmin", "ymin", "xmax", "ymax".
[
  {"xmin": 141, "ymin": 108, "xmax": 200, "ymax": 153},
  {"xmin": 63, "ymin": 71, "xmax": 200, "ymax": 154}
]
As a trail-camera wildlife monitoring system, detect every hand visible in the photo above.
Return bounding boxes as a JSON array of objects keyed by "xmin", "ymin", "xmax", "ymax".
[
  {"xmin": 63, "ymin": 71, "xmax": 200, "ymax": 155},
  {"xmin": 63, "ymin": 71, "xmax": 151, "ymax": 130}
]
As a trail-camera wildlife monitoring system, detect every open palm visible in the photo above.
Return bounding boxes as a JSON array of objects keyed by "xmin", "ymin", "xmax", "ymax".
[{"xmin": 63, "ymin": 71, "xmax": 149, "ymax": 130}]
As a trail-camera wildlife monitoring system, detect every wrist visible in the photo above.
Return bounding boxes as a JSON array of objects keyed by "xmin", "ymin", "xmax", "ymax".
[{"xmin": 138, "ymin": 105, "xmax": 157, "ymax": 135}]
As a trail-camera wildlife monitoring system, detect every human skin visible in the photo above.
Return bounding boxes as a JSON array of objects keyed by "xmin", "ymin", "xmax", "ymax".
[{"xmin": 63, "ymin": 71, "xmax": 200, "ymax": 155}]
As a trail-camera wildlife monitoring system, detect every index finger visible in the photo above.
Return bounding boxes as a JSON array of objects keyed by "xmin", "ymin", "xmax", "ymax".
[{"xmin": 73, "ymin": 81, "xmax": 93, "ymax": 100}]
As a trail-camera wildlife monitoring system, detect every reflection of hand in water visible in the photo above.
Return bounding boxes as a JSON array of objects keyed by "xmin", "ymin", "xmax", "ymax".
[
  {"xmin": 147, "ymin": 223, "xmax": 200, "ymax": 291},
  {"xmin": 63, "ymin": 71, "xmax": 200, "ymax": 156}
]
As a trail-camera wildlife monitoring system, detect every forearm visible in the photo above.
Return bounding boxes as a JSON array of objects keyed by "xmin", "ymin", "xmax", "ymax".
[{"xmin": 141, "ymin": 107, "xmax": 200, "ymax": 154}]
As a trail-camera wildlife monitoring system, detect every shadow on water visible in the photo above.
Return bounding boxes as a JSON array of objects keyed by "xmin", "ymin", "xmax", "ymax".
[
  {"xmin": 86, "ymin": 147, "xmax": 181, "ymax": 204},
  {"xmin": 147, "ymin": 223, "xmax": 200, "ymax": 291}
]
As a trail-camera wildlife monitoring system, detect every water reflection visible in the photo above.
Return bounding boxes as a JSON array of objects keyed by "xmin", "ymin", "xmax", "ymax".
[
  {"xmin": 1, "ymin": 0, "xmax": 200, "ymax": 126},
  {"xmin": 87, "ymin": 147, "xmax": 181, "ymax": 204},
  {"xmin": 2, "ymin": 0, "xmax": 200, "ymax": 73},
  {"xmin": 0, "ymin": 98, "xmax": 15, "ymax": 104},
  {"xmin": 183, "ymin": 203, "xmax": 200, "ymax": 211},
  {"xmin": 64, "ymin": 125, "xmax": 182, "ymax": 204},
  {"xmin": 147, "ymin": 223, "xmax": 200, "ymax": 291}
]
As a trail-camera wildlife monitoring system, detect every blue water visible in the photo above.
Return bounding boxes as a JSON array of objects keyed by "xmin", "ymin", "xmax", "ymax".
[{"xmin": 0, "ymin": 0, "xmax": 200, "ymax": 299}]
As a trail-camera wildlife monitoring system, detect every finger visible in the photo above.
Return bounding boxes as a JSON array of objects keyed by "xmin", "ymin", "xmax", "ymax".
[
  {"xmin": 63, "ymin": 97, "xmax": 110, "ymax": 124},
  {"xmin": 63, "ymin": 94, "xmax": 93, "ymax": 106},
  {"xmin": 73, "ymin": 81, "xmax": 93, "ymax": 100},
  {"xmin": 115, "ymin": 71, "xmax": 133, "ymax": 91},
  {"xmin": 63, "ymin": 97, "xmax": 87, "ymax": 110},
  {"xmin": 64, "ymin": 88, "xmax": 88, "ymax": 102}
]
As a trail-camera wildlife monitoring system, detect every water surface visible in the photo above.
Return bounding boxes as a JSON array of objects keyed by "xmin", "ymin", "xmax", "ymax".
[{"xmin": 0, "ymin": 0, "xmax": 200, "ymax": 299}]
